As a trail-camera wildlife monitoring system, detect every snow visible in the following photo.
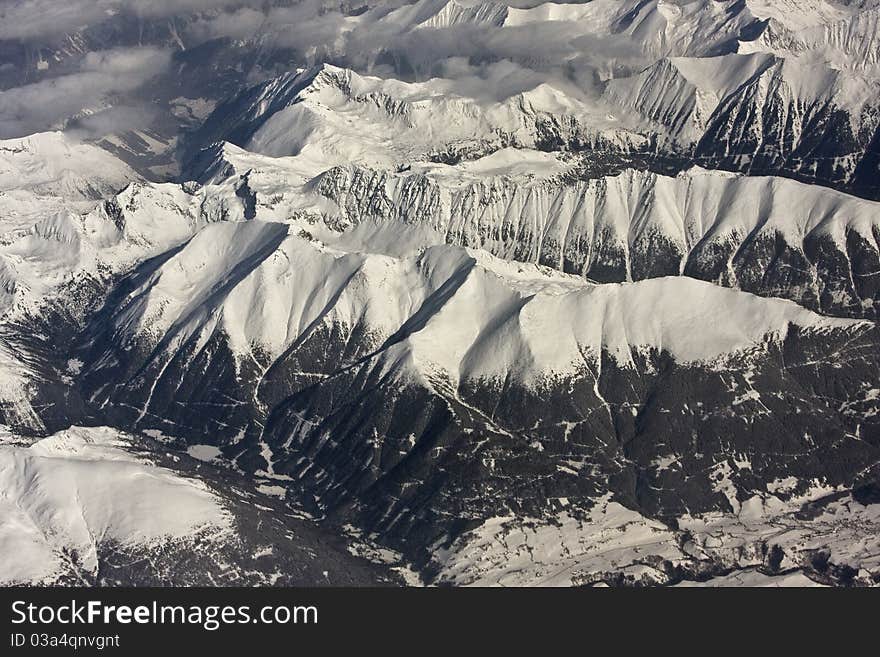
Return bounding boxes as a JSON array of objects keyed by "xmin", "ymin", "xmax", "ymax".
[
  {"xmin": 401, "ymin": 263, "xmax": 862, "ymax": 381},
  {"xmin": 185, "ymin": 0, "xmax": 880, "ymax": 191},
  {"xmin": 0, "ymin": 172, "xmax": 233, "ymax": 431},
  {"xmin": 411, "ymin": 147, "xmax": 576, "ymax": 184},
  {"xmin": 100, "ymin": 211, "xmax": 865, "ymax": 393},
  {"xmin": 676, "ymin": 485, "xmax": 880, "ymax": 581},
  {"xmin": 745, "ymin": 0, "xmax": 850, "ymax": 27},
  {"xmin": 501, "ymin": 0, "xmax": 782, "ymax": 58},
  {"xmin": 739, "ymin": 2, "xmax": 880, "ymax": 71},
  {"xmin": 398, "ymin": 0, "xmax": 509, "ymax": 29},
  {"xmin": 435, "ymin": 484, "xmax": 880, "ymax": 586},
  {"xmin": 170, "ymin": 96, "xmax": 217, "ymax": 121},
  {"xmin": 0, "ymin": 0, "xmax": 878, "ymax": 588},
  {"xmin": 187, "ymin": 444, "xmax": 223, "ymax": 462},
  {"xmin": 0, "ymin": 2, "xmax": 873, "ymax": 422},
  {"xmin": 256, "ymin": 484, "xmax": 287, "ymax": 499},
  {"xmin": 217, "ymin": 63, "xmax": 633, "ymax": 174},
  {"xmin": 0, "ymin": 426, "xmax": 230, "ymax": 585},
  {"xmin": 0, "ymin": 131, "xmax": 138, "ymax": 202},
  {"xmin": 675, "ymin": 569, "xmax": 823, "ymax": 587},
  {"xmin": 0, "ymin": 133, "xmax": 143, "ymax": 320},
  {"xmin": 313, "ymin": 162, "xmax": 880, "ymax": 265},
  {"xmin": 433, "ymin": 495, "xmax": 681, "ymax": 586},
  {"xmin": 603, "ymin": 53, "xmax": 778, "ymax": 140}
]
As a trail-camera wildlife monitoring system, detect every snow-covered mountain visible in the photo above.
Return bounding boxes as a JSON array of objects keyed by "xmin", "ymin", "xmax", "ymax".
[
  {"xmin": 0, "ymin": 425, "xmax": 402, "ymax": 585},
  {"xmin": 0, "ymin": 132, "xmax": 139, "ymax": 202},
  {"xmin": 1, "ymin": 1, "xmax": 879, "ymax": 587},
  {"xmin": 185, "ymin": 52, "xmax": 880, "ymax": 201},
  {"xmin": 313, "ymin": 162, "xmax": 880, "ymax": 317}
]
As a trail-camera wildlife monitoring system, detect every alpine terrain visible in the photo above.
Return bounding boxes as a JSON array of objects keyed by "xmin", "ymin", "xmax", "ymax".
[{"xmin": 1, "ymin": 0, "xmax": 879, "ymax": 587}]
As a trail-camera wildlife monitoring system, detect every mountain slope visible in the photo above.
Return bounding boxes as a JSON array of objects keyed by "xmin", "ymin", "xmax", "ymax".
[
  {"xmin": 188, "ymin": 52, "xmax": 880, "ymax": 199},
  {"xmin": 44, "ymin": 218, "xmax": 877, "ymax": 581},
  {"xmin": 2, "ymin": 0, "xmax": 880, "ymax": 587}
]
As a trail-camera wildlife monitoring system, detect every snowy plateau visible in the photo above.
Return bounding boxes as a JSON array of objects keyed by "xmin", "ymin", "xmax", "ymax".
[{"xmin": 0, "ymin": 0, "xmax": 879, "ymax": 587}]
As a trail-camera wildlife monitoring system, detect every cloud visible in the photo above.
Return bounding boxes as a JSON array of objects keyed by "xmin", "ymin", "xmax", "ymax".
[
  {"xmin": 188, "ymin": 7, "xmax": 269, "ymax": 41},
  {"xmin": 236, "ymin": 3, "xmax": 646, "ymax": 101},
  {"xmin": 0, "ymin": 47, "xmax": 171, "ymax": 138},
  {"xmin": 0, "ymin": 0, "xmax": 273, "ymax": 40},
  {"xmin": 0, "ymin": 0, "xmax": 118, "ymax": 40},
  {"xmin": 0, "ymin": 1, "xmax": 642, "ymax": 95},
  {"xmin": 66, "ymin": 104, "xmax": 161, "ymax": 140}
]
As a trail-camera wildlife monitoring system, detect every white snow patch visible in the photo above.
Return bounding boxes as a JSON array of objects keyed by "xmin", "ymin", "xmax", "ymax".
[
  {"xmin": 256, "ymin": 484, "xmax": 287, "ymax": 499},
  {"xmin": 186, "ymin": 444, "xmax": 223, "ymax": 462}
]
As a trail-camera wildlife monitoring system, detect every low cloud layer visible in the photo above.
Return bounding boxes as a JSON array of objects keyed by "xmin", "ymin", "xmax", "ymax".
[
  {"xmin": 1, "ymin": 2, "xmax": 640, "ymax": 93},
  {"xmin": 0, "ymin": 47, "xmax": 171, "ymax": 137},
  {"xmin": 0, "ymin": 2, "xmax": 642, "ymax": 151},
  {"xmin": 0, "ymin": 0, "xmax": 268, "ymax": 39}
]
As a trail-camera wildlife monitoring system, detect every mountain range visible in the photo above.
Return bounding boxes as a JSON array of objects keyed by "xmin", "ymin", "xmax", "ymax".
[{"xmin": 1, "ymin": 0, "xmax": 879, "ymax": 587}]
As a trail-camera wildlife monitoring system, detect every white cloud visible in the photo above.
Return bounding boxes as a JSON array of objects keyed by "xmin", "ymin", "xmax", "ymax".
[
  {"xmin": 0, "ymin": 47, "xmax": 171, "ymax": 138},
  {"xmin": 0, "ymin": 0, "xmax": 273, "ymax": 40}
]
